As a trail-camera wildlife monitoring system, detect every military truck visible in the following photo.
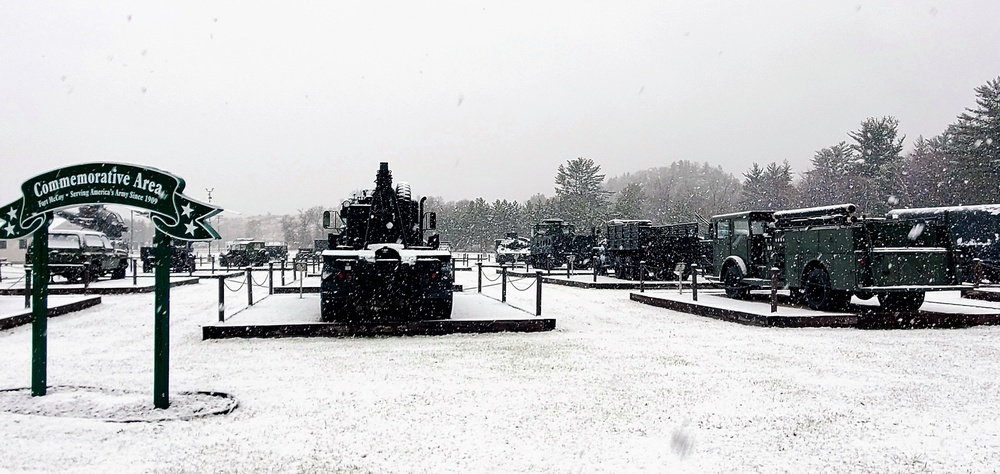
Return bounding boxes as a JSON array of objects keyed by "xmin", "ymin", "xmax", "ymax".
[
  {"xmin": 604, "ymin": 219, "xmax": 712, "ymax": 280},
  {"xmin": 27, "ymin": 230, "xmax": 129, "ymax": 282},
  {"xmin": 712, "ymin": 204, "xmax": 964, "ymax": 311},
  {"xmin": 494, "ymin": 232, "xmax": 530, "ymax": 265},
  {"xmin": 320, "ymin": 162, "xmax": 453, "ymax": 322},
  {"xmin": 219, "ymin": 238, "xmax": 268, "ymax": 267},
  {"xmin": 527, "ymin": 218, "xmax": 599, "ymax": 270},
  {"xmin": 140, "ymin": 240, "xmax": 195, "ymax": 273},
  {"xmin": 887, "ymin": 204, "xmax": 1000, "ymax": 283},
  {"xmin": 264, "ymin": 241, "xmax": 288, "ymax": 261}
]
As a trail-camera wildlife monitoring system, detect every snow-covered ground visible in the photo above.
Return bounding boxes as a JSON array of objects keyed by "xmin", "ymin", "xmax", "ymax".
[{"xmin": 1, "ymin": 268, "xmax": 1000, "ymax": 473}]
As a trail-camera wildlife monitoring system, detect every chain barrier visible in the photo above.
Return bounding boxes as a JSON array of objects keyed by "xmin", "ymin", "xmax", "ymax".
[
  {"xmin": 481, "ymin": 270, "xmax": 501, "ymax": 282},
  {"xmin": 5, "ymin": 274, "xmax": 26, "ymax": 290},
  {"xmin": 250, "ymin": 271, "xmax": 269, "ymax": 287},
  {"xmin": 224, "ymin": 277, "xmax": 247, "ymax": 292},
  {"xmin": 507, "ymin": 277, "xmax": 537, "ymax": 291}
]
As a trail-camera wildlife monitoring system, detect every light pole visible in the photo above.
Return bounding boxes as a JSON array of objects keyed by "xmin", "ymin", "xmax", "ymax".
[{"xmin": 205, "ymin": 188, "xmax": 214, "ymax": 257}]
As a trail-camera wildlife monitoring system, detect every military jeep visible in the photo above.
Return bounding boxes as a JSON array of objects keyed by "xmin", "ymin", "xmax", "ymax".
[{"xmin": 27, "ymin": 230, "xmax": 129, "ymax": 282}]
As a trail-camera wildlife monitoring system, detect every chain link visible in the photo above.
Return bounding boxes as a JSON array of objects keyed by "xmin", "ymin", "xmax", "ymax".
[{"xmin": 224, "ymin": 277, "xmax": 247, "ymax": 292}]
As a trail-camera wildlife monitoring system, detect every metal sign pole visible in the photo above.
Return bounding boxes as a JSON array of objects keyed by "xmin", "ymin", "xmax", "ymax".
[
  {"xmin": 153, "ymin": 229, "xmax": 171, "ymax": 408},
  {"xmin": 30, "ymin": 216, "xmax": 51, "ymax": 396}
]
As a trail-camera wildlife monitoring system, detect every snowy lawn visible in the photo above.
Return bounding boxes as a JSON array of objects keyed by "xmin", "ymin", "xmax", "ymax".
[{"xmin": 1, "ymin": 269, "xmax": 999, "ymax": 472}]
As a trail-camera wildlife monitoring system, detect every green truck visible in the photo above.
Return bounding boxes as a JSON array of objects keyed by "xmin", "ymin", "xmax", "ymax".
[
  {"xmin": 712, "ymin": 204, "xmax": 964, "ymax": 311},
  {"xmin": 27, "ymin": 229, "xmax": 130, "ymax": 282}
]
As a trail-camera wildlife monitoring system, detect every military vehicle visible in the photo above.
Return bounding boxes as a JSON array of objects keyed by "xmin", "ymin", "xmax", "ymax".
[
  {"xmin": 219, "ymin": 238, "xmax": 268, "ymax": 267},
  {"xmin": 887, "ymin": 204, "xmax": 1000, "ymax": 283},
  {"xmin": 140, "ymin": 240, "xmax": 195, "ymax": 273},
  {"xmin": 604, "ymin": 219, "xmax": 712, "ymax": 280},
  {"xmin": 27, "ymin": 230, "xmax": 129, "ymax": 282},
  {"xmin": 264, "ymin": 241, "xmax": 289, "ymax": 261},
  {"xmin": 494, "ymin": 232, "xmax": 530, "ymax": 265},
  {"xmin": 319, "ymin": 162, "xmax": 453, "ymax": 322},
  {"xmin": 55, "ymin": 205, "xmax": 128, "ymax": 239},
  {"xmin": 527, "ymin": 218, "xmax": 599, "ymax": 270},
  {"xmin": 712, "ymin": 204, "xmax": 964, "ymax": 311}
]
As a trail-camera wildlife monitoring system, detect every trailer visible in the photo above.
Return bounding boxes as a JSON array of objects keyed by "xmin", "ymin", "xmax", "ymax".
[{"xmin": 604, "ymin": 219, "xmax": 711, "ymax": 280}]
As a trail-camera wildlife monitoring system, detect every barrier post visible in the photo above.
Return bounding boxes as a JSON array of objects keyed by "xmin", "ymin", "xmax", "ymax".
[
  {"xmin": 82, "ymin": 262, "xmax": 90, "ymax": 294},
  {"xmin": 640, "ymin": 261, "xmax": 646, "ymax": 293},
  {"xmin": 770, "ymin": 267, "xmax": 779, "ymax": 313},
  {"xmin": 299, "ymin": 264, "xmax": 304, "ymax": 299},
  {"xmin": 24, "ymin": 268, "xmax": 31, "ymax": 309},
  {"xmin": 211, "ymin": 255, "xmax": 215, "ymax": 274},
  {"xmin": 268, "ymin": 262, "xmax": 274, "ymax": 295},
  {"xmin": 132, "ymin": 258, "xmax": 137, "ymax": 286},
  {"xmin": 477, "ymin": 262, "xmax": 483, "ymax": 293},
  {"xmin": 567, "ymin": 257, "xmax": 573, "ymax": 279},
  {"xmin": 593, "ymin": 259, "xmax": 598, "ymax": 283},
  {"xmin": 501, "ymin": 266, "xmax": 507, "ymax": 303},
  {"xmin": 246, "ymin": 267, "xmax": 253, "ymax": 306},
  {"xmin": 281, "ymin": 263, "xmax": 286, "ymax": 286},
  {"xmin": 218, "ymin": 277, "xmax": 225, "ymax": 322},
  {"xmin": 535, "ymin": 270, "xmax": 542, "ymax": 316},
  {"xmin": 691, "ymin": 264, "xmax": 698, "ymax": 302},
  {"xmin": 973, "ymin": 258, "xmax": 983, "ymax": 288}
]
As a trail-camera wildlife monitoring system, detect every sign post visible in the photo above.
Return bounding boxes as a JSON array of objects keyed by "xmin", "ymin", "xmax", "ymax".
[{"xmin": 1, "ymin": 163, "xmax": 221, "ymax": 408}]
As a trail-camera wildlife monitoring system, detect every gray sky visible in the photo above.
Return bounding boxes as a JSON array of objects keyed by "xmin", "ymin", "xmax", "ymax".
[{"xmin": 2, "ymin": 1, "xmax": 999, "ymax": 215}]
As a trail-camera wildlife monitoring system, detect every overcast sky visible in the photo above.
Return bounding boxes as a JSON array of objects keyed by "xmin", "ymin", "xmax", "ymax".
[{"xmin": 2, "ymin": 1, "xmax": 999, "ymax": 215}]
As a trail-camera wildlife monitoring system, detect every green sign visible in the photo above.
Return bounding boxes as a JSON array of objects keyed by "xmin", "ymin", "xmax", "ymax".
[{"xmin": 0, "ymin": 162, "xmax": 221, "ymax": 241}]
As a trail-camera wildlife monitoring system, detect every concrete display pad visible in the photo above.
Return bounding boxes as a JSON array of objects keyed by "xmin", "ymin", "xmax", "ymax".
[
  {"xmin": 202, "ymin": 291, "xmax": 555, "ymax": 339},
  {"xmin": 0, "ymin": 276, "xmax": 199, "ymax": 296},
  {"xmin": 631, "ymin": 289, "xmax": 1000, "ymax": 329},
  {"xmin": 0, "ymin": 295, "xmax": 102, "ymax": 331}
]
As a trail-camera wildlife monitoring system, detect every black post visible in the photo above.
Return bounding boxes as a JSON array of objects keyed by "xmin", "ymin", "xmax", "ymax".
[
  {"xmin": 152, "ymin": 230, "xmax": 171, "ymax": 409},
  {"xmin": 567, "ymin": 259, "xmax": 572, "ymax": 279},
  {"xmin": 24, "ymin": 268, "xmax": 31, "ymax": 309},
  {"xmin": 218, "ymin": 277, "xmax": 225, "ymax": 322},
  {"xmin": 132, "ymin": 258, "xmax": 137, "ymax": 286},
  {"xmin": 502, "ymin": 266, "xmax": 507, "ymax": 303},
  {"xmin": 82, "ymin": 262, "xmax": 90, "ymax": 294},
  {"xmin": 535, "ymin": 270, "xmax": 542, "ymax": 316},
  {"xmin": 974, "ymin": 258, "xmax": 983, "ymax": 288},
  {"xmin": 691, "ymin": 264, "xmax": 698, "ymax": 302},
  {"xmin": 247, "ymin": 267, "xmax": 253, "ymax": 306},
  {"xmin": 640, "ymin": 261, "xmax": 646, "ymax": 293},
  {"xmin": 477, "ymin": 262, "xmax": 483, "ymax": 293},
  {"xmin": 593, "ymin": 259, "xmax": 598, "ymax": 283},
  {"xmin": 268, "ymin": 262, "xmax": 274, "ymax": 295},
  {"xmin": 547, "ymin": 255, "xmax": 553, "ymax": 276},
  {"xmin": 211, "ymin": 255, "xmax": 215, "ymax": 274},
  {"xmin": 770, "ymin": 267, "xmax": 779, "ymax": 313}
]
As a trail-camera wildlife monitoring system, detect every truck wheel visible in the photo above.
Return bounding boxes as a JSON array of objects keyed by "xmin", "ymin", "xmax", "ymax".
[
  {"xmin": 723, "ymin": 264, "xmax": 749, "ymax": 299},
  {"xmin": 802, "ymin": 266, "xmax": 848, "ymax": 310},
  {"xmin": 112, "ymin": 261, "xmax": 127, "ymax": 279},
  {"xmin": 878, "ymin": 292, "xmax": 925, "ymax": 311}
]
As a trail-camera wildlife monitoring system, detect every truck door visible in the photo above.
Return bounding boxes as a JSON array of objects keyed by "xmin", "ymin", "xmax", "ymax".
[{"xmin": 713, "ymin": 219, "xmax": 733, "ymax": 273}]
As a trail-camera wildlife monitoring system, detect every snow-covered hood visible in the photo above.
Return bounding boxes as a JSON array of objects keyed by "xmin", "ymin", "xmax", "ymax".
[{"xmin": 321, "ymin": 243, "xmax": 451, "ymax": 264}]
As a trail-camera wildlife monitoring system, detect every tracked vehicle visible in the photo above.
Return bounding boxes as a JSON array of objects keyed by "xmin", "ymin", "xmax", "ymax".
[
  {"xmin": 712, "ymin": 204, "xmax": 965, "ymax": 311},
  {"xmin": 320, "ymin": 162, "xmax": 453, "ymax": 322}
]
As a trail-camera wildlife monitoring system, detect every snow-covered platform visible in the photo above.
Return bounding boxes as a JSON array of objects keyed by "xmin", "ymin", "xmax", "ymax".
[
  {"xmin": 631, "ymin": 289, "xmax": 1000, "ymax": 329},
  {"xmin": 202, "ymin": 291, "xmax": 555, "ymax": 339},
  {"xmin": 0, "ymin": 276, "xmax": 199, "ymax": 296},
  {"xmin": 0, "ymin": 295, "xmax": 102, "ymax": 331}
]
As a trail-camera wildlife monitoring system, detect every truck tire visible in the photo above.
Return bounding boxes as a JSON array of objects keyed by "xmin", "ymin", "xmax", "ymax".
[
  {"xmin": 878, "ymin": 292, "xmax": 925, "ymax": 311},
  {"xmin": 112, "ymin": 260, "xmax": 127, "ymax": 279},
  {"xmin": 803, "ymin": 266, "xmax": 849, "ymax": 310},
  {"xmin": 723, "ymin": 264, "xmax": 749, "ymax": 299}
]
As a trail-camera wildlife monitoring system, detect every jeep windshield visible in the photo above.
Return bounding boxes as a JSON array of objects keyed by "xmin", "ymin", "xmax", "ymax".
[{"xmin": 49, "ymin": 234, "xmax": 81, "ymax": 249}]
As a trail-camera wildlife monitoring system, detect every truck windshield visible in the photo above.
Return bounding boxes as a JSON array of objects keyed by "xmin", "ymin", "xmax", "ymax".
[
  {"xmin": 49, "ymin": 234, "xmax": 81, "ymax": 249},
  {"xmin": 84, "ymin": 235, "xmax": 104, "ymax": 248}
]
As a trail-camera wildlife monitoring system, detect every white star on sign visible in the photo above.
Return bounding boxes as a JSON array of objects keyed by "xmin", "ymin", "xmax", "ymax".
[
  {"xmin": 4, "ymin": 222, "xmax": 14, "ymax": 236},
  {"xmin": 181, "ymin": 203, "xmax": 193, "ymax": 217},
  {"xmin": 6, "ymin": 207, "xmax": 16, "ymax": 220},
  {"xmin": 184, "ymin": 220, "xmax": 197, "ymax": 236}
]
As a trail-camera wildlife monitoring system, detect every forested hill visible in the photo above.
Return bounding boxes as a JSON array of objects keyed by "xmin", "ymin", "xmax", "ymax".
[{"xmin": 604, "ymin": 160, "xmax": 742, "ymax": 225}]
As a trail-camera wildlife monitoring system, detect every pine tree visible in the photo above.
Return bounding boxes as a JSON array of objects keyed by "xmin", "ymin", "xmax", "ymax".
[
  {"xmin": 553, "ymin": 157, "xmax": 611, "ymax": 230},
  {"xmin": 946, "ymin": 76, "xmax": 1000, "ymax": 204},
  {"xmin": 847, "ymin": 116, "xmax": 905, "ymax": 214},
  {"xmin": 612, "ymin": 182, "xmax": 645, "ymax": 220}
]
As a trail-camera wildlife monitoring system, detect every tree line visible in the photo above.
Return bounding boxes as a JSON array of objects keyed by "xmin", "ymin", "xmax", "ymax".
[{"xmin": 210, "ymin": 76, "xmax": 999, "ymax": 253}]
